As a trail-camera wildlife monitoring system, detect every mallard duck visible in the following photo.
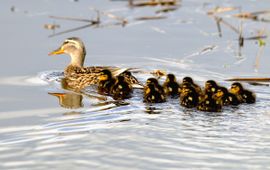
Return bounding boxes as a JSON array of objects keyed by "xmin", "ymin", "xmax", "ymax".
[
  {"xmin": 181, "ymin": 76, "xmax": 202, "ymax": 95},
  {"xmin": 230, "ymin": 82, "xmax": 256, "ymax": 104},
  {"xmin": 197, "ymin": 92, "xmax": 222, "ymax": 112},
  {"xmin": 49, "ymin": 37, "xmax": 140, "ymax": 90},
  {"xmin": 144, "ymin": 83, "xmax": 166, "ymax": 103},
  {"xmin": 111, "ymin": 75, "xmax": 133, "ymax": 100},
  {"xmin": 180, "ymin": 84, "xmax": 199, "ymax": 108},
  {"xmin": 97, "ymin": 69, "xmax": 116, "ymax": 95},
  {"xmin": 163, "ymin": 74, "xmax": 180, "ymax": 97},
  {"xmin": 204, "ymin": 80, "xmax": 219, "ymax": 94},
  {"xmin": 145, "ymin": 78, "xmax": 165, "ymax": 94},
  {"xmin": 213, "ymin": 87, "xmax": 240, "ymax": 106}
]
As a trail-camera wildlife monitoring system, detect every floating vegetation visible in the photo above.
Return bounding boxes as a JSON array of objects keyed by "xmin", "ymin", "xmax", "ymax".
[
  {"xmin": 44, "ymin": 23, "xmax": 60, "ymax": 30},
  {"xmin": 155, "ymin": 6, "xmax": 179, "ymax": 14},
  {"xmin": 207, "ymin": 6, "xmax": 238, "ymax": 15},
  {"xmin": 48, "ymin": 8, "xmax": 127, "ymax": 37},
  {"xmin": 128, "ymin": 0, "xmax": 179, "ymax": 7},
  {"xmin": 135, "ymin": 15, "xmax": 167, "ymax": 20},
  {"xmin": 233, "ymin": 10, "xmax": 270, "ymax": 22},
  {"xmin": 150, "ymin": 70, "xmax": 166, "ymax": 79}
]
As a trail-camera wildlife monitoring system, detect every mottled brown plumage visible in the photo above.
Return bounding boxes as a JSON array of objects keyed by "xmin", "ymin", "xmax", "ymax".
[{"xmin": 49, "ymin": 37, "xmax": 141, "ymax": 90}]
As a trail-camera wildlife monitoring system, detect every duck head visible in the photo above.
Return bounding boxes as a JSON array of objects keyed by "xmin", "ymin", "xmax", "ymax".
[{"xmin": 49, "ymin": 37, "xmax": 86, "ymax": 67}]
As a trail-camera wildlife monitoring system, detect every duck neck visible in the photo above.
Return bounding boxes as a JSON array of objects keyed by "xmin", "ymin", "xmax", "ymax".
[{"xmin": 70, "ymin": 51, "xmax": 85, "ymax": 68}]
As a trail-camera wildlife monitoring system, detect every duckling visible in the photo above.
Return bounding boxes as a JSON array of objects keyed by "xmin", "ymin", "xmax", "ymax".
[
  {"xmin": 163, "ymin": 74, "xmax": 180, "ymax": 97},
  {"xmin": 98, "ymin": 69, "xmax": 115, "ymax": 95},
  {"xmin": 49, "ymin": 37, "xmax": 141, "ymax": 90},
  {"xmin": 144, "ymin": 83, "xmax": 166, "ymax": 103},
  {"xmin": 230, "ymin": 82, "xmax": 256, "ymax": 104},
  {"xmin": 181, "ymin": 76, "xmax": 202, "ymax": 95},
  {"xmin": 204, "ymin": 80, "xmax": 219, "ymax": 94},
  {"xmin": 197, "ymin": 92, "xmax": 222, "ymax": 112},
  {"xmin": 110, "ymin": 75, "xmax": 133, "ymax": 100},
  {"xmin": 213, "ymin": 87, "xmax": 240, "ymax": 106},
  {"xmin": 180, "ymin": 85, "xmax": 199, "ymax": 108},
  {"xmin": 145, "ymin": 78, "xmax": 165, "ymax": 94}
]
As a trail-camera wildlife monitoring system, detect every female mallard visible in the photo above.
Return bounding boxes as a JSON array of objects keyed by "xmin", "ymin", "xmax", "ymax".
[
  {"xmin": 229, "ymin": 82, "xmax": 256, "ymax": 104},
  {"xmin": 163, "ymin": 74, "xmax": 180, "ymax": 97},
  {"xmin": 49, "ymin": 37, "xmax": 140, "ymax": 90}
]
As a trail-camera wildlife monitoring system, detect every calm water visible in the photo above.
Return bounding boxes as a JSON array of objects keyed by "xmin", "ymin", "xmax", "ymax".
[{"xmin": 1, "ymin": 0, "xmax": 270, "ymax": 169}]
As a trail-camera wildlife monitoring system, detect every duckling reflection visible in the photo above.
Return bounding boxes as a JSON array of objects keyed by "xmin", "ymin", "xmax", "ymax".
[
  {"xmin": 145, "ymin": 106, "xmax": 162, "ymax": 114},
  {"xmin": 49, "ymin": 92, "xmax": 83, "ymax": 109}
]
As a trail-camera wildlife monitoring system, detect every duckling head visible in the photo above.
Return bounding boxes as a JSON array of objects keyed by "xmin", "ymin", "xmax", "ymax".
[
  {"xmin": 230, "ymin": 82, "xmax": 243, "ymax": 94},
  {"xmin": 49, "ymin": 37, "xmax": 86, "ymax": 67},
  {"xmin": 99, "ymin": 69, "xmax": 112, "ymax": 81},
  {"xmin": 145, "ymin": 83, "xmax": 156, "ymax": 95},
  {"xmin": 166, "ymin": 74, "xmax": 176, "ymax": 82},
  {"xmin": 146, "ymin": 78, "xmax": 159, "ymax": 86},
  {"xmin": 182, "ymin": 77, "xmax": 193, "ymax": 84},
  {"xmin": 205, "ymin": 80, "xmax": 218, "ymax": 93},
  {"xmin": 215, "ymin": 87, "xmax": 228, "ymax": 98}
]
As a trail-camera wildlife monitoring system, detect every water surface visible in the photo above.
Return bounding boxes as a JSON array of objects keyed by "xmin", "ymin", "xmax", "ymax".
[{"xmin": 1, "ymin": 0, "xmax": 270, "ymax": 169}]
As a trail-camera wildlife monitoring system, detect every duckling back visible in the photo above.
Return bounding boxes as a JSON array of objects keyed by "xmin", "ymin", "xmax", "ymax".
[
  {"xmin": 163, "ymin": 74, "xmax": 180, "ymax": 97},
  {"xmin": 144, "ymin": 83, "xmax": 166, "ymax": 103},
  {"xmin": 180, "ymin": 84, "xmax": 199, "ymax": 108},
  {"xmin": 111, "ymin": 76, "xmax": 133, "ymax": 100},
  {"xmin": 230, "ymin": 82, "xmax": 256, "ymax": 104},
  {"xmin": 197, "ymin": 92, "xmax": 222, "ymax": 112}
]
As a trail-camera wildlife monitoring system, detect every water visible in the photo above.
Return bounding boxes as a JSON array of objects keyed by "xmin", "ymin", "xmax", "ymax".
[{"xmin": 1, "ymin": 0, "xmax": 270, "ymax": 169}]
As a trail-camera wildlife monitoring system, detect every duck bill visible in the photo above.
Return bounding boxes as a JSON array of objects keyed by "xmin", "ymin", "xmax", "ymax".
[
  {"xmin": 48, "ymin": 47, "xmax": 65, "ymax": 56},
  {"xmin": 48, "ymin": 92, "xmax": 65, "ymax": 97}
]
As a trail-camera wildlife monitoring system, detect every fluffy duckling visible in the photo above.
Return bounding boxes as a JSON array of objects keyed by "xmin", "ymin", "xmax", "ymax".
[
  {"xmin": 180, "ymin": 84, "xmax": 199, "ymax": 108},
  {"xmin": 111, "ymin": 75, "xmax": 133, "ymax": 100},
  {"xmin": 163, "ymin": 74, "xmax": 180, "ymax": 97},
  {"xmin": 213, "ymin": 87, "xmax": 240, "ymax": 106},
  {"xmin": 197, "ymin": 92, "xmax": 222, "ymax": 112},
  {"xmin": 181, "ymin": 76, "xmax": 202, "ymax": 95},
  {"xmin": 98, "ymin": 69, "xmax": 115, "ymax": 95},
  {"xmin": 204, "ymin": 80, "xmax": 219, "ymax": 94},
  {"xmin": 230, "ymin": 82, "xmax": 256, "ymax": 104},
  {"xmin": 146, "ymin": 78, "xmax": 165, "ymax": 94},
  {"xmin": 144, "ymin": 83, "xmax": 166, "ymax": 103}
]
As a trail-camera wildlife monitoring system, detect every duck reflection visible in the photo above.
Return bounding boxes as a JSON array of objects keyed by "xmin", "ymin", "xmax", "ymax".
[{"xmin": 49, "ymin": 92, "xmax": 83, "ymax": 109}]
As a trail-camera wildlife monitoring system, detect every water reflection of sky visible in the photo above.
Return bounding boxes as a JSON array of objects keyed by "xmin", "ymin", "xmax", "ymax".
[{"xmin": 0, "ymin": 0, "xmax": 270, "ymax": 169}]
